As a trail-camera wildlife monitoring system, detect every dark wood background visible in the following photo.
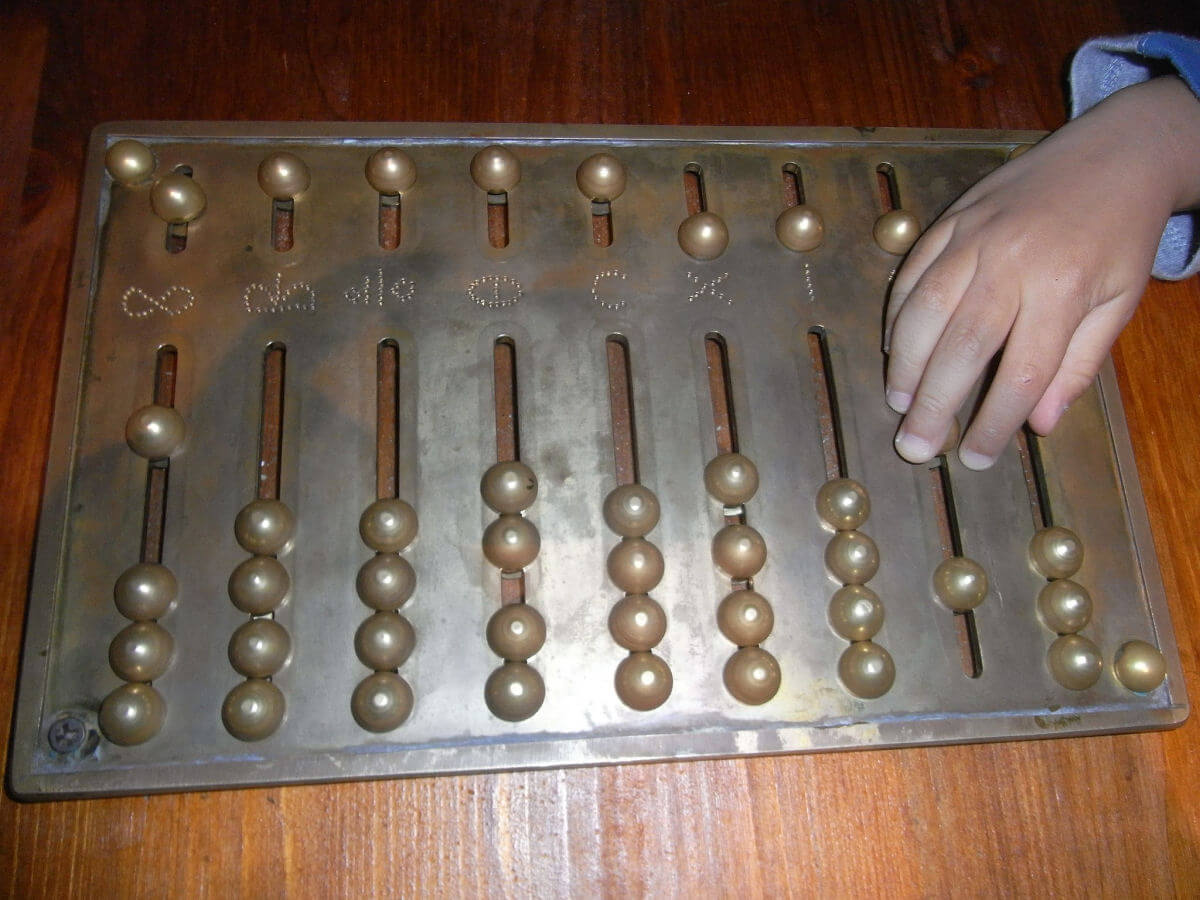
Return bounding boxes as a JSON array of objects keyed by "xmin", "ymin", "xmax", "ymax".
[{"xmin": 3, "ymin": 1, "xmax": 1200, "ymax": 894}]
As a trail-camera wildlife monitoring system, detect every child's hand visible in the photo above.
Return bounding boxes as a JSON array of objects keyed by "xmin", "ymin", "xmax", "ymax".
[{"xmin": 885, "ymin": 75, "xmax": 1200, "ymax": 470}]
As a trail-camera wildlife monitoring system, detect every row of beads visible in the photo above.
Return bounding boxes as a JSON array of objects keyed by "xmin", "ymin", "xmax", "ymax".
[
  {"xmin": 704, "ymin": 452, "xmax": 781, "ymax": 705},
  {"xmin": 818, "ymin": 478, "xmax": 895, "ymax": 699},
  {"xmin": 480, "ymin": 461, "xmax": 546, "ymax": 722},
  {"xmin": 603, "ymin": 484, "xmax": 672, "ymax": 711},
  {"xmin": 351, "ymin": 498, "xmax": 419, "ymax": 732}
]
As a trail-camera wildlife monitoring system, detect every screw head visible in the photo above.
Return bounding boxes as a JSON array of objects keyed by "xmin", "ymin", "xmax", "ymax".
[{"xmin": 47, "ymin": 715, "xmax": 87, "ymax": 754}]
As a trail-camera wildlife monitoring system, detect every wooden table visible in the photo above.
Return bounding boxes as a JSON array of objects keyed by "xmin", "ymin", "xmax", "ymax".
[{"xmin": 2, "ymin": 2, "xmax": 1198, "ymax": 894}]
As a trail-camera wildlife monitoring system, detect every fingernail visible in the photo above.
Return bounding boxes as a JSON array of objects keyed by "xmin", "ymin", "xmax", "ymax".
[
  {"xmin": 894, "ymin": 429, "xmax": 932, "ymax": 462},
  {"xmin": 958, "ymin": 447, "xmax": 996, "ymax": 471},
  {"xmin": 886, "ymin": 389, "xmax": 912, "ymax": 414}
]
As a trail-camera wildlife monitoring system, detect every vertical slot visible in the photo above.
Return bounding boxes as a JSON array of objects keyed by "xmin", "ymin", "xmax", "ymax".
[
  {"xmin": 488, "ymin": 197, "xmax": 509, "ymax": 249},
  {"xmin": 493, "ymin": 337, "xmax": 524, "ymax": 605},
  {"xmin": 806, "ymin": 328, "xmax": 847, "ymax": 481},
  {"xmin": 271, "ymin": 200, "xmax": 295, "ymax": 252},
  {"xmin": 782, "ymin": 163, "xmax": 804, "ymax": 208},
  {"xmin": 164, "ymin": 166, "xmax": 193, "ymax": 254},
  {"xmin": 683, "ymin": 163, "xmax": 707, "ymax": 215},
  {"xmin": 1016, "ymin": 426, "xmax": 1052, "ymax": 529},
  {"xmin": 704, "ymin": 334, "xmax": 738, "ymax": 457},
  {"xmin": 929, "ymin": 459, "xmax": 984, "ymax": 678},
  {"xmin": 378, "ymin": 195, "xmax": 401, "ymax": 251},
  {"xmin": 376, "ymin": 340, "xmax": 399, "ymax": 499},
  {"xmin": 876, "ymin": 162, "xmax": 900, "ymax": 212},
  {"xmin": 592, "ymin": 201, "xmax": 613, "ymax": 248},
  {"xmin": 606, "ymin": 336, "xmax": 639, "ymax": 485},
  {"xmin": 139, "ymin": 346, "xmax": 178, "ymax": 564},
  {"xmin": 258, "ymin": 344, "xmax": 286, "ymax": 501}
]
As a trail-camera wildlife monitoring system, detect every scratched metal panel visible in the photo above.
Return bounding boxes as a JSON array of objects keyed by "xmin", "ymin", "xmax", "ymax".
[{"xmin": 9, "ymin": 123, "xmax": 1186, "ymax": 798}]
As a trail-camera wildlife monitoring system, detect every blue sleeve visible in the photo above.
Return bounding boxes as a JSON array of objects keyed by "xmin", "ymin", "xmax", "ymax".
[{"xmin": 1070, "ymin": 32, "xmax": 1200, "ymax": 280}]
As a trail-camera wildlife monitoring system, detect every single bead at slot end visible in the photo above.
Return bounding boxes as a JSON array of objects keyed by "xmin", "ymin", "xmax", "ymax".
[
  {"xmin": 838, "ymin": 641, "xmax": 896, "ymax": 699},
  {"xmin": 114, "ymin": 562, "xmax": 177, "ymax": 621},
  {"xmin": 603, "ymin": 484, "xmax": 661, "ymax": 538},
  {"xmin": 228, "ymin": 618, "xmax": 291, "ymax": 679},
  {"xmin": 815, "ymin": 478, "xmax": 870, "ymax": 531},
  {"xmin": 234, "ymin": 499, "xmax": 296, "ymax": 556},
  {"xmin": 486, "ymin": 603, "xmax": 547, "ymax": 661},
  {"xmin": 482, "ymin": 514, "xmax": 541, "ymax": 572},
  {"xmin": 703, "ymin": 452, "xmax": 759, "ymax": 506},
  {"xmin": 775, "ymin": 204, "xmax": 825, "ymax": 252},
  {"xmin": 1113, "ymin": 640, "xmax": 1166, "ymax": 693},
  {"xmin": 360, "ymin": 498, "xmax": 419, "ymax": 553},
  {"xmin": 356, "ymin": 552, "xmax": 417, "ymax": 610},
  {"xmin": 1029, "ymin": 526, "xmax": 1083, "ymax": 581},
  {"xmin": 614, "ymin": 652, "xmax": 672, "ymax": 711},
  {"xmin": 1037, "ymin": 579, "xmax": 1092, "ymax": 634},
  {"xmin": 873, "ymin": 209, "xmax": 920, "ymax": 255},
  {"xmin": 352, "ymin": 671, "xmax": 414, "ymax": 732},
  {"xmin": 125, "ymin": 404, "xmax": 186, "ymax": 459},
  {"xmin": 228, "ymin": 555, "xmax": 291, "ymax": 615},
  {"xmin": 824, "ymin": 530, "xmax": 878, "ymax": 585},
  {"xmin": 607, "ymin": 537, "xmax": 665, "ymax": 594},
  {"xmin": 481, "ymin": 461, "xmax": 538, "ymax": 514},
  {"xmin": 470, "ymin": 146, "xmax": 521, "ymax": 193},
  {"xmin": 677, "ymin": 211, "xmax": 729, "ymax": 261},
  {"xmin": 99, "ymin": 682, "xmax": 167, "ymax": 746},
  {"xmin": 932, "ymin": 556, "xmax": 988, "ymax": 611},
  {"xmin": 485, "ymin": 661, "xmax": 545, "ymax": 722},
  {"xmin": 577, "ymin": 152, "xmax": 627, "ymax": 202},
  {"xmin": 716, "ymin": 589, "xmax": 774, "ymax": 647},
  {"xmin": 723, "ymin": 646, "xmax": 781, "ymax": 705},
  {"xmin": 608, "ymin": 593, "xmax": 668, "ymax": 652},
  {"xmin": 257, "ymin": 152, "xmax": 311, "ymax": 200},
  {"xmin": 712, "ymin": 524, "xmax": 767, "ymax": 580},
  {"xmin": 105, "ymin": 139, "xmax": 156, "ymax": 186},
  {"xmin": 355, "ymin": 611, "xmax": 416, "ymax": 671},
  {"xmin": 365, "ymin": 147, "xmax": 417, "ymax": 195},
  {"xmin": 1047, "ymin": 633, "xmax": 1102, "ymax": 691},
  {"xmin": 150, "ymin": 173, "xmax": 206, "ymax": 223},
  {"xmin": 109, "ymin": 621, "xmax": 174, "ymax": 683},
  {"xmin": 222, "ymin": 678, "xmax": 285, "ymax": 742},
  {"xmin": 828, "ymin": 584, "xmax": 884, "ymax": 642}
]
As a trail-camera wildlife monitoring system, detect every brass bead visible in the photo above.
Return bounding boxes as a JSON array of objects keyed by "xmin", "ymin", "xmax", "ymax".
[
  {"xmin": 1113, "ymin": 640, "xmax": 1166, "ymax": 693},
  {"xmin": 150, "ymin": 173, "xmax": 206, "ymax": 223},
  {"xmin": 233, "ymin": 499, "xmax": 295, "ymax": 556},
  {"xmin": 351, "ymin": 671, "xmax": 414, "ymax": 732},
  {"xmin": 1029, "ymin": 526, "xmax": 1083, "ymax": 580},
  {"xmin": 125, "ymin": 404, "xmax": 186, "ymax": 459},
  {"xmin": 677, "ymin": 211, "xmax": 729, "ymax": 260},
  {"xmin": 716, "ymin": 589, "xmax": 774, "ymax": 646},
  {"xmin": 486, "ymin": 603, "xmax": 546, "ymax": 661},
  {"xmin": 257, "ymin": 151, "xmax": 310, "ymax": 199},
  {"xmin": 365, "ymin": 147, "xmax": 417, "ymax": 195},
  {"xmin": 614, "ymin": 651, "xmax": 673, "ymax": 711},
  {"xmin": 824, "ymin": 530, "xmax": 879, "ymax": 585},
  {"xmin": 109, "ymin": 621, "xmax": 174, "ymax": 683},
  {"xmin": 1036, "ymin": 579, "xmax": 1092, "ymax": 634},
  {"xmin": 484, "ymin": 661, "xmax": 545, "ymax": 721},
  {"xmin": 815, "ymin": 478, "xmax": 870, "ymax": 531},
  {"xmin": 828, "ymin": 584, "xmax": 884, "ymax": 642},
  {"xmin": 576, "ymin": 152, "xmax": 627, "ymax": 202},
  {"xmin": 99, "ymin": 682, "xmax": 166, "ymax": 746},
  {"xmin": 712, "ymin": 524, "xmax": 767, "ymax": 580},
  {"xmin": 603, "ymin": 484, "xmax": 661, "ymax": 537},
  {"xmin": 873, "ymin": 209, "xmax": 920, "ymax": 255},
  {"xmin": 114, "ymin": 562, "xmax": 177, "ymax": 621},
  {"xmin": 222, "ymin": 678, "xmax": 285, "ymax": 742},
  {"xmin": 838, "ymin": 641, "xmax": 896, "ymax": 699},
  {"xmin": 480, "ymin": 461, "xmax": 538, "ymax": 514},
  {"xmin": 1047, "ymin": 633, "xmax": 1102, "ymax": 690},
  {"xmin": 470, "ymin": 145, "xmax": 521, "ymax": 193},
  {"xmin": 482, "ymin": 514, "xmax": 541, "ymax": 572},
  {"xmin": 228, "ymin": 555, "xmax": 290, "ymax": 615},
  {"xmin": 608, "ymin": 593, "xmax": 667, "ymax": 651},
  {"xmin": 932, "ymin": 556, "xmax": 988, "ymax": 611},
  {"xmin": 228, "ymin": 618, "xmax": 291, "ymax": 678},
  {"xmin": 607, "ymin": 537, "xmax": 665, "ymax": 594},
  {"xmin": 703, "ymin": 452, "xmax": 759, "ymax": 506},
  {"xmin": 356, "ymin": 552, "xmax": 417, "ymax": 610},
  {"xmin": 359, "ymin": 498, "xmax": 419, "ymax": 552},
  {"xmin": 105, "ymin": 139, "xmax": 156, "ymax": 186},
  {"xmin": 722, "ymin": 646, "xmax": 781, "ymax": 705},
  {"xmin": 775, "ymin": 204, "xmax": 825, "ymax": 252},
  {"xmin": 355, "ymin": 611, "xmax": 416, "ymax": 671}
]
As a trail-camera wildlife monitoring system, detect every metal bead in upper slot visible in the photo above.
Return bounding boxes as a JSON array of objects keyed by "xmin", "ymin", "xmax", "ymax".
[
  {"xmin": 480, "ymin": 461, "xmax": 538, "ymax": 514},
  {"xmin": 114, "ymin": 562, "xmax": 178, "ymax": 621},
  {"xmin": 716, "ymin": 589, "xmax": 774, "ymax": 646},
  {"xmin": 606, "ymin": 537, "xmax": 665, "ymax": 594},
  {"xmin": 222, "ymin": 678, "xmax": 286, "ymax": 742},
  {"xmin": 677, "ymin": 211, "xmax": 729, "ymax": 260},
  {"xmin": 1113, "ymin": 640, "xmax": 1166, "ymax": 693},
  {"xmin": 234, "ymin": 499, "xmax": 296, "ymax": 556},
  {"xmin": 828, "ymin": 584, "xmax": 885, "ymax": 642},
  {"xmin": 228, "ymin": 618, "xmax": 291, "ymax": 678},
  {"xmin": 614, "ymin": 652, "xmax": 672, "ymax": 711},
  {"xmin": 99, "ymin": 682, "xmax": 167, "ymax": 746},
  {"xmin": 712, "ymin": 524, "xmax": 767, "ymax": 580},
  {"xmin": 486, "ymin": 603, "xmax": 547, "ymax": 661},
  {"xmin": 125, "ymin": 404, "xmax": 186, "ymax": 459},
  {"xmin": 602, "ymin": 484, "xmax": 661, "ymax": 537},
  {"xmin": 815, "ymin": 478, "xmax": 870, "ymax": 531},
  {"xmin": 873, "ymin": 209, "xmax": 920, "ymax": 255},
  {"xmin": 1047, "ymin": 633, "xmax": 1102, "ymax": 690},
  {"xmin": 482, "ymin": 514, "xmax": 541, "ymax": 572},
  {"xmin": 608, "ymin": 593, "xmax": 668, "ymax": 652},
  {"xmin": 838, "ymin": 641, "xmax": 896, "ymax": 699},
  {"xmin": 1036, "ymin": 579, "xmax": 1092, "ymax": 634},
  {"xmin": 257, "ymin": 151, "xmax": 311, "ymax": 200},
  {"xmin": 108, "ymin": 621, "xmax": 174, "ymax": 683},
  {"xmin": 722, "ymin": 646, "xmax": 781, "ymax": 705},
  {"xmin": 703, "ymin": 452, "xmax": 759, "ymax": 506},
  {"xmin": 775, "ymin": 204, "xmax": 825, "ymax": 252},
  {"xmin": 576, "ymin": 152, "xmax": 627, "ymax": 202},
  {"xmin": 105, "ymin": 139, "xmax": 156, "ymax": 186},
  {"xmin": 355, "ymin": 611, "xmax": 416, "ymax": 671},
  {"xmin": 1029, "ymin": 526, "xmax": 1083, "ymax": 580},
  {"xmin": 484, "ymin": 661, "xmax": 545, "ymax": 722},
  {"xmin": 365, "ymin": 148, "xmax": 417, "ymax": 195},
  {"xmin": 228, "ymin": 555, "xmax": 291, "ymax": 615},
  {"xmin": 824, "ymin": 530, "xmax": 878, "ymax": 585},
  {"xmin": 150, "ymin": 173, "xmax": 206, "ymax": 223},
  {"xmin": 356, "ymin": 552, "xmax": 417, "ymax": 610},
  {"xmin": 932, "ymin": 556, "xmax": 988, "ymax": 611},
  {"xmin": 470, "ymin": 145, "xmax": 521, "ymax": 193},
  {"xmin": 351, "ymin": 671, "xmax": 414, "ymax": 732},
  {"xmin": 359, "ymin": 498, "xmax": 419, "ymax": 552}
]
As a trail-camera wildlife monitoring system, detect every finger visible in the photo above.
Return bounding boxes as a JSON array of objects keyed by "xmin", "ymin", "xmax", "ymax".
[
  {"xmin": 884, "ymin": 218, "xmax": 957, "ymax": 352},
  {"xmin": 1026, "ymin": 299, "xmax": 1135, "ymax": 434},
  {"xmin": 884, "ymin": 247, "xmax": 979, "ymax": 414}
]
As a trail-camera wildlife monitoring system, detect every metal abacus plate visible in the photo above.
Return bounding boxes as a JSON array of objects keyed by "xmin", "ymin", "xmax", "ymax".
[{"xmin": 10, "ymin": 122, "xmax": 1187, "ymax": 799}]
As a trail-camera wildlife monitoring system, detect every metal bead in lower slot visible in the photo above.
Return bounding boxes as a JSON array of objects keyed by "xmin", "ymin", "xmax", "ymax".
[
  {"xmin": 351, "ymin": 671, "xmax": 415, "ymax": 733},
  {"xmin": 815, "ymin": 477, "xmax": 871, "ymax": 531},
  {"xmin": 716, "ymin": 589, "xmax": 774, "ymax": 647},
  {"xmin": 602, "ymin": 484, "xmax": 661, "ymax": 538},
  {"xmin": 482, "ymin": 514, "xmax": 541, "ymax": 573},
  {"xmin": 109, "ymin": 621, "xmax": 174, "ymax": 683},
  {"xmin": 125, "ymin": 404, "xmax": 186, "ymax": 459},
  {"xmin": 606, "ymin": 537, "xmax": 665, "ymax": 594},
  {"xmin": 614, "ymin": 652, "xmax": 672, "ymax": 711},
  {"xmin": 99, "ymin": 682, "xmax": 167, "ymax": 746},
  {"xmin": 355, "ymin": 611, "xmax": 416, "ymax": 671},
  {"xmin": 114, "ymin": 562, "xmax": 177, "ymax": 621},
  {"xmin": 234, "ymin": 499, "xmax": 296, "ymax": 556},
  {"xmin": 1029, "ymin": 526, "xmax": 1083, "ymax": 581},
  {"xmin": 228, "ymin": 555, "xmax": 290, "ymax": 615},
  {"xmin": 484, "ymin": 661, "xmax": 545, "ymax": 722},
  {"xmin": 1047, "ymin": 633, "xmax": 1102, "ymax": 691},
  {"xmin": 480, "ymin": 461, "xmax": 539, "ymax": 514},
  {"xmin": 228, "ymin": 618, "xmax": 291, "ymax": 679},
  {"xmin": 359, "ymin": 498, "xmax": 419, "ymax": 553},
  {"xmin": 703, "ymin": 452, "xmax": 759, "ymax": 506},
  {"xmin": 608, "ymin": 593, "xmax": 667, "ymax": 652},
  {"xmin": 932, "ymin": 556, "xmax": 987, "ymax": 611},
  {"xmin": 486, "ymin": 603, "xmax": 546, "ymax": 661},
  {"xmin": 1113, "ymin": 640, "xmax": 1166, "ymax": 693},
  {"xmin": 838, "ymin": 641, "xmax": 896, "ymax": 699},
  {"xmin": 356, "ymin": 552, "xmax": 417, "ymax": 610},
  {"xmin": 712, "ymin": 524, "xmax": 767, "ymax": 580},
  {"xmin": 1036, "ymin": 579, "xmax": 1092, "ymax": 634},
  {"xmin": 222, "ymin": 678, "xmax": 285, "ymax": 742},
  {"xmin": 824, "ymin": 530, "xmax": 878, "ymax": 585},
  {"xmin": 828, "ymin": 584, "xmax": 884, "ymax": 642},
  {"xmin": 722, "ymin": 646, "xmax": 781, "ymax": 705}
]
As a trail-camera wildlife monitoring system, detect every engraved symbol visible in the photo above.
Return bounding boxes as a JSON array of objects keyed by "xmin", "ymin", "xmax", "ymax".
[
  {"xmin": 121, "ymin": 285, "xmax": 196, "ymax": 319},
  {"xmin": 686, "ymin": 271, "xmax": 732, "ymax": 305},
  {"xmin": 468, "ymin": 274, "xmax": 523, "ymax": 309},
  {"xmin": 592, "ymin": 269, "xmax": 627, "ymax": 311},
  {"xmin": 802, "ymin": 262, "xmax": 816, "ymax": 304},
  {"xmin": 243, "ymin": 272, "xmax": 317, "ymax": 314},
  {"xmin": 344, "ymin": 268, "xmax": 416, "ymax": 306}
]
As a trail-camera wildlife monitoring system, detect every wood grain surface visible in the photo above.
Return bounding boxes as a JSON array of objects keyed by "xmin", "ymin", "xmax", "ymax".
[{"xmin": 3, "ymin": 1, "xmax": 1200, "ymax": 895}]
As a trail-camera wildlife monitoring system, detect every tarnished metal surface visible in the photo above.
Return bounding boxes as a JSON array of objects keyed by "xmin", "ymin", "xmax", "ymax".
[{"xmin": 10, "ymin": 123, "xmax": 1186, "ymax": 798}]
